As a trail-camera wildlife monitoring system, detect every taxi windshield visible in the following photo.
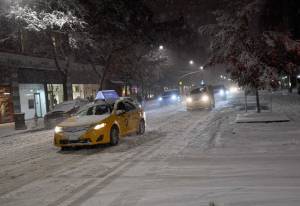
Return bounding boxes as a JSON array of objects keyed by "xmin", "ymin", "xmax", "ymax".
[{"xmin": 76, "ymin": 104, "xmax": 110, "ymax": 116}]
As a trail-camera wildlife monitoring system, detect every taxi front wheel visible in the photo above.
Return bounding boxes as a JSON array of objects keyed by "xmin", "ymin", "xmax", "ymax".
[{"xmin": 110, "ymin": 126, "xmax": 120, "ymax": 146}]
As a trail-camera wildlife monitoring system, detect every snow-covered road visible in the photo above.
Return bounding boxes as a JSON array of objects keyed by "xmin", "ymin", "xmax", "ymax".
[{"xmin": 1, "ymin": 93, "xmax": 300, "ymax": 206}]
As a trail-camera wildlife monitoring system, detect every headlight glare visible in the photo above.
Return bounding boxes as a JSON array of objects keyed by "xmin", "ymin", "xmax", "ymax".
[
  {"xmin": 219, "ymin": 89, "xmax": 225, "ymax": 96},
  {"xmin": 171, "ymin": 94, "xmax": 177, "ymax": 100},
  {"xmin": 55, "ymin": 126, "xmax": 63, "ymax": 133},
  {"xmin": 201, "ymin": 95, "xmax": 209, "ymax": 102},
  {"xmin": 186, "ymin": 97, "xmax": 193, "ymax": 103},
  {"xmin": 229, "ymin": 86, "xmax": 238, "ymax": 93},
  {"xmin": 94, "ymin": 123, "xmax": 106, "ymax": 130}
]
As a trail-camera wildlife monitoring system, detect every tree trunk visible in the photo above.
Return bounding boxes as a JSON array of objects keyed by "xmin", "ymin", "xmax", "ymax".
[
  {"xmin": 62, "ymin": 74, "xmax": 68, "ymax": 101},
  {"xmin": 244, "ymin": 90, "xmax": 248, "ymax": 112},
  {"xmin": 49, "ymin": 33, "xmax": 71, "ymax": 101},
  {"xmin": 99, "ymin": 55, "xmax": 113, "ymax": 90},
  {"xmin": 255, "ymin": 88, "xmax": 261, "ymax": 113},
  {"xmin": 87, "ymin": 55, "xmax": 102, "ymax": 90},
  {"xmin": 99, "ymin": 73, "xmax": 106, "ymax": 90},
  {"xmin": 19, "ymin": 28, "xmax": 25, "ymax": 53}
]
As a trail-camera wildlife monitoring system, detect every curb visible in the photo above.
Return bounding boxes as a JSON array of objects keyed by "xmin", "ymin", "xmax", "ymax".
[{"xmin": 0, "ymin": 127, "xmax": 50, "ymax": 138}]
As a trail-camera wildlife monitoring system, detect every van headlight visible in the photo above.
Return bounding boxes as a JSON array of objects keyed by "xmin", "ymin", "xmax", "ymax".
[
  {"xmin": 201, "ymin": 95, "xmax": 209, "ymax": 102},
  {"xmin": 54, "ymin": 126, "xmax": 63, "ymax": 134},
  {"xmin": 94, "ymin": 123, "xmax": 106, "ymax": 130}
]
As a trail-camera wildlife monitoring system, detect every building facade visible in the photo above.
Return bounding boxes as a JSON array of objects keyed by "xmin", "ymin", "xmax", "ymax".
[{"xmin": 0, "ymin": 51, "xmax": 108, "ymax": 123}]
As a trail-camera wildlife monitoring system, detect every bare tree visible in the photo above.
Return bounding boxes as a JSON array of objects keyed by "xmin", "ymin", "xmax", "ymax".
[{"xmin": 7, "ymin": 2, "xmax": 86, "ymax": 100}]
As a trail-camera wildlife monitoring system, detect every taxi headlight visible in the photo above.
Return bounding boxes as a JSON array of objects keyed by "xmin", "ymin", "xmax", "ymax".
[
  {"xmin": 186, "ymin": 97, "xmax": 193, "ymax": 103},
  {"xmin": 201, "ymin": 95, "xmax": 209, "ymax": 102},
  {"xmin": 54, "ymin": 126, "xmax": 63, "ymax": 134},
  {"xmin": 94, "ymin": 123, "xmax": 106, "ymax": 130}
]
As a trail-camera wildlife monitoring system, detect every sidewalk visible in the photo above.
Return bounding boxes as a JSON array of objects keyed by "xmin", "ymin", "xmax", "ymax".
[
  {"xmin": 0, "ymin": 118, "xmax": 46, "ymax": 138},
  {"xmin": 236, "ymin": 112, "xmax": 290, "ymax": 123}
]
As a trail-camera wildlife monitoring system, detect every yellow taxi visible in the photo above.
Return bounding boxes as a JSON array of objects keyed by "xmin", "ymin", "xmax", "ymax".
[{"xmin": 53, "ymin": 99, "xmax": 146, "ymax": 149}]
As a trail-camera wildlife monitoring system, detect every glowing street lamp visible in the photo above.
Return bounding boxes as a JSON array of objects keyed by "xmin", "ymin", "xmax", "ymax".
[
  {"xmin": 200, "ymin": 66, "xmax": 204, "ymax": 70},
  {"xmin": 189, "ymin": 60, "xmax": 194, "ymax": 65},
  {"xmin": 159, "ymin": 45, "xmax": 164, "ymax": 50}
]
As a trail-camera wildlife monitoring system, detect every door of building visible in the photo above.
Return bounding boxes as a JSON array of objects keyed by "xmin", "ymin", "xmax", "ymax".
[{"xmin": 34, "ymin": 93, "xmax": 42, "ymax": 118}]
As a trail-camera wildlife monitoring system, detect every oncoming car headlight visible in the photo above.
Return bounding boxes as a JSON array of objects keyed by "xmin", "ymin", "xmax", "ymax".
[
  {"xmin": 201, "ymin": 95, "xmax": 209, "ymax": 102},
  {"xmin": 171, "ymin": 94, "xmax": 177, "ymax": 100},
  {"xmin": 55, "ymin": 126, "xmax": 63, "ymax": 134},
  {"xmin": 219, "ymin": 89, "xmax": 225, "ymax": 96},
  {"xmin": 158, "ymin": 97, "xmax": 163, "ymax": 101},
  {"xmin": 229, "ymin": 86, "xmax": 238, "ymax": 93},
  {"xmin": 94, "ymin": 123, "xmax": 107, "ymax": 130},
  {"xmin": 186, "ymin": 97, "xmax": 193, "ymax": 103}
]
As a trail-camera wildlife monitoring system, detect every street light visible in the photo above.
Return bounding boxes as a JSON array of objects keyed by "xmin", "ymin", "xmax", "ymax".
[
  {"xmin": 189, "ymin": 60, "xmax": 194, "ymax": 65},
  {"xmin": 200, "ymin": 66, "xmax": 204, "ymax": 70},
  {"xmin": 159, "ymin": 45, "xmax": 164, "ymax": 50}
]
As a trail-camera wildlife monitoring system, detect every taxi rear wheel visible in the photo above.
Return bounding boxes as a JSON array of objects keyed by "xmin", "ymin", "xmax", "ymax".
[
  {"xmin": 137, "ymin": 119, "xmax": 145, "ymax": 135},
  {"xmin": 110, "ymin": 126, "xmax": 119, "ymax": 146}
]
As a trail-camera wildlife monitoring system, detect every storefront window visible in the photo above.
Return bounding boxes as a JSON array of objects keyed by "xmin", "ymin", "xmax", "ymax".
[
  {"xmin": 0, "ymin": 86, "xmax": 14, "ymax": 124},
  {"xmin": 19, "ymin": 84, "xmax": 47, "ymax": 120},
  {"xmin": 73, "ymin": 84, "xmax": 98, "ymax": 101},
  {"xmin": 47, "ymin": 84, "xmax": 64, "ymax": 111},
  {"xmin": 72, "ymin": 84, "xmax": 83, "ymax": 99}
]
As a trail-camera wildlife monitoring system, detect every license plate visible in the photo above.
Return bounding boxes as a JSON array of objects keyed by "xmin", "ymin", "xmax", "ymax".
[{"xmin": 64, "ymin": 133, "xmax": 80, "ymax": 141}]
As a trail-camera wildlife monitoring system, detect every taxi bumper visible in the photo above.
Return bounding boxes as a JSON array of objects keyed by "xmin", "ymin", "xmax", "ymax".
[{"xmin": 54, "ymin": 128, "xmax": 109, "ymax": 147}]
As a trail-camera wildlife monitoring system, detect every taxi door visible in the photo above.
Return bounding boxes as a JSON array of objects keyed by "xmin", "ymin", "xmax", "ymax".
[
  {"xmin": 115, "ymin": 101, "xmax": 131, "ymax": 136},
  {"xmin": 124, "ymin": 101, "xmax": 140, "ymax": 133}
]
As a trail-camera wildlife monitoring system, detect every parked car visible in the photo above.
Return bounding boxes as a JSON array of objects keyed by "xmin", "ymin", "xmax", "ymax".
[{"xmin": 44, "ymin": 98, "xmax": 89, "ymax": 129}]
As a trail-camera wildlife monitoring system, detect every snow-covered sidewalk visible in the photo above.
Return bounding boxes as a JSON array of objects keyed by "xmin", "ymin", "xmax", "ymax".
[{"xmin": 0, "ymin": 118, "xmax": 45, "ymax": 138}]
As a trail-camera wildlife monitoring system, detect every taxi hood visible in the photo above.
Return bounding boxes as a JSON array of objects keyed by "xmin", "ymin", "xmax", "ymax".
[{"xmin": 59, "ymin": 114, "xmax": 109, "ymax": 128}]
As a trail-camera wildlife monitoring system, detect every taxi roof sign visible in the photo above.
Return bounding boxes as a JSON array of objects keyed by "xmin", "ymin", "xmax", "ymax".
[{"xmin": 95, "ymin": 90, "xmax": 120, "ymax": 101}]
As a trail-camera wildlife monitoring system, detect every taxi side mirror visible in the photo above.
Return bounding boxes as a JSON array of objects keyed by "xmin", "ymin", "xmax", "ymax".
[{"xmin": 116, "ymin": 109, "xmax": 126, "ymax": 116}]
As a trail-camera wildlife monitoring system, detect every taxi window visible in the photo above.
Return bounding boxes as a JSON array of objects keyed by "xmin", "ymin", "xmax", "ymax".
[
  {"xmin": 86, "ymin": 106, "xmax": 94, "ymax": 115},
  {"xmin": 124, "ymin": 102, "xmax": 136, "ymax": 111},
  {"xmin": 95, "ymin": 105, "xmax": 109, "ymax": 115},
  {"xmin": 117, "ymin": 102, "xmax": 126, "ymax": 111},
  {"xmin": 76, "ymin": 106, "xmax": 94, "ymax": 116}
]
